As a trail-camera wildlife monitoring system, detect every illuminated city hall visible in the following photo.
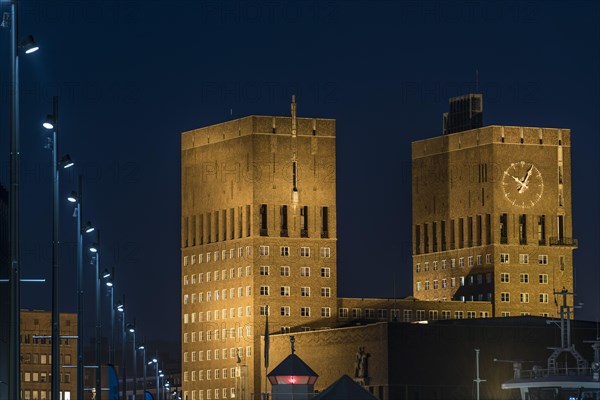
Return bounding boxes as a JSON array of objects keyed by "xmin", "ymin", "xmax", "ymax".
[{"xmin": 180, "ymin": 96, "xmax": 578, "ymax": 400}]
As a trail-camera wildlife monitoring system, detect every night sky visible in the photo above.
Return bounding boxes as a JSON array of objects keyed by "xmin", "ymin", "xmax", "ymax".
[{"xmin": 2, "ymin": 1, "xmax": 598, "ymax": 347}]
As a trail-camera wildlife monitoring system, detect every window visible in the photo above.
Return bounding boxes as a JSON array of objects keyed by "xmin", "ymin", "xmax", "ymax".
[
  {"xmin": 320, "ymin": 247, "xmax": 331, "ymax": 258},
  {"xmin": 321, "ymin": 307, "xmax": 331, "ymax": 317},
  {"xmin": 300, "ymin": 267, "xmax": 310, "ymax": 277},
  {"xmin": 459, "ymin": 258, "xmax": 464, "ymax": 268},
  {"xmin": 184, "ymin": 275, "xmax": 189, "ymax": 285},
  {"xmin": 352, "ymin": 308, "xmax": 361, "ymax": 318},
  {"xmin": 259, "ymin": 245, "xmax": 269, "ymax": 256},
  {"xmin": 468, "ymin": 256, "xmax": 473, "ymax": 267},
  {"xmin": 280, "ymin": 266, "xmax": 290, "ymax": 276},
  {"xmin": 451, "ymin": 277, "xmax": 456, "ymax": 287},
  {"xmin": 280, "ymin": 286, "xmax": 290, "ymax": 296},
  {"xmin": 455, "ymin": 311, "xmax": 464, "ymax": 319},
  {"xmin": 415, "ymin": 263, "xmax": 420, "ymax": 273},
  {"xmin": 321, "ymin": 287, "xmax": 331, "ymax": 297},
  {"xmin": 441, "ymin": 311, "xmax": 451, "ymax": 320},
  {"xmin": 433, "ymin": 261, "xmax": 438, "ymax": 271},
  {"xmin": 519, "ymin": 254, "xmax": 529, "ymax": 264},
  {"xmin": 424, "ymin": 262, "xmax": 430, "ymax": 271},
  {"xmin": 301, "ymin": 307, "xmax": 310, "ymax": 317},
  {"xmin": 539, "ymin": 293, "xmax": 549, "ymax": 303},
  {"xmin": 538, "ymin": 255, "xmax": 548, "ymax": 265},
  {"xmin": 300, "ymin": 247, "xmax": 310, "ymax": 257},
  {"xmin": 441, "ymin": 279, "xmax": 447, "ymax": 289},
  {"xmin": 260, "ymin": 204, "xmax": 268, "ymax": 236},
  {"xmin": 246, "ymin": 286, "xmax": 251, "ymax": 296},
  {"xmin": 424, "ymin": 281, "xmax": 430, "ymax": 290},
  {"xmin": 339, "ymin": 308, "xmax": 349, "ymax": 318},
  {"xmin": 259, "ymin": 266, "xmax": 269, "ymax": 276},
  {"xmin": 280, "ymin": 306, "xmax": 290, "ymax": 316},
  {"xmin": 442, "ymin": 260, "xmax": 447, "ymax": 269},
  {"xmin": 300, "ymin": 205, "xmax": 309, "ymax": 237},
  {"xmin": 539, "ymin": 274, "xmax": 548, "ymax": 284},
  {"xmin": 320, "ymin": 267, "xmax": 331, "ymax": 278},
  {"xmin": 520, "ymin": 273, "xmax": 529, "ymax": 283},
  {"xmin": 222, "ymin": 250, "xmax": 226, "ymax": 260},
  {"xmin": 403, "ymin": 310, "xmax": 412, "ymax": 322},
  {"xmin": 259, "ymin": 306, "xmax": 270, "ymax": 316},
  {"xmin": 520, "ymin": 293, "xmax": 529, "ymax": 303},
  {"xmin": 451, "ymin": 258, "xmax": 456, "ymax": 269},
  {"xmin": 500, "ymin": 253, "xmax": 509, "ymax": 263},
  {"xmin": 433, "ymin": 280, "xmax": 438, "ymax": 289},
  {"xmin": 280, "ymin": 246, "xmax": 290, "ymax": 256},
  {"xmin": 485, "ymin": 254, "xmax": 492, "ymax": 264},
  {"xmin": 428, "ymin": 310, "xmax": 438, "ymax": 320},
  {"xmin": 280, "ymin": 205, "xmax": 288, "ymax": 236},
  {"xmin": 365, "ymin": 309, "xmax": 376, "ymax": 319},
  {"xmin": 501, "ymin": 292, "xmax": 510, "ymax": 302},
  {"xmin": 467, "ymin": 311, "xmax": 476, "ymax": 319},
  {"xmin": 476, "ymin": 255, "xmax": 482, "ymax": 266},
  {"xmin": 391, "ymin": 309, "xmax": 400, "ymax": 321},
  {"xmin": 480, "ymin": 311, "xmax": 489, "ymax": 318},
  {"xmin": 416, "ymin": 282, "xmax": 422, "ymax": 291},
  {"xmin": 300, "ymin": 287, "xmax": 310, "ymax": 297},
  {"xmin": 260, "ymin": 286, "xmax": 269, "ymax": 296}
]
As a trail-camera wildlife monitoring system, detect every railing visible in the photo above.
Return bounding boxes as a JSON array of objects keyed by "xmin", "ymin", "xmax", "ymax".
[
  {"xmin": 549, "ymin": 237, "xmax": 578, "ymax": 247},
  {"xmin": 516, "ymin": 366, "xmax": 593, "ymax": 380}
]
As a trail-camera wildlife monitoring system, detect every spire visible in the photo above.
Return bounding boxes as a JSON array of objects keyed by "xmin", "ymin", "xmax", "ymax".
[{"xmin": 291, "ymin": 95, "xmax": 297, "ymax": 138}]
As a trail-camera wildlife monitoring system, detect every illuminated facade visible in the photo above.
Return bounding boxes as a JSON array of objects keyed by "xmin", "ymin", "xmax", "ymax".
[
  {"xmin": 20, "ymin": 310, "xmax": 78, "ymax": 400},
  {"xmin": 181, "ymin": 102, "xmax": 337, "ymax": 400},
  {"xmin": 412, "ymin": 126, "xmax": 576, "ymax": 317}
]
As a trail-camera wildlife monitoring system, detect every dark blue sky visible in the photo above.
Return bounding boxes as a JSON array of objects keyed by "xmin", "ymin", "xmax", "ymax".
[{"xmin": 2, "ymin": 1, "xmax": 598, "ymax": 344}]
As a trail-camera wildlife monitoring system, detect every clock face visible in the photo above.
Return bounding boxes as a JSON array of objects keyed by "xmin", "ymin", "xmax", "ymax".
[{"xmin": 502, "ymin": 161, "xmax": 544, "ymax": 208}]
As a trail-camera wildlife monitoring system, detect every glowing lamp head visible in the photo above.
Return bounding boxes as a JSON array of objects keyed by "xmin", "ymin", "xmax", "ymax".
[
  {"xmin": 43, "ymin": 114, "xmax": 54, "ymax": 130},
  {"xmin": 67, "ymin": 191, "xmax": 78, "ymax": 203}
]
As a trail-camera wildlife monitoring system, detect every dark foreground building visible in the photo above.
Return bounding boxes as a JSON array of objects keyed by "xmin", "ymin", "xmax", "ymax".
[{"xmin": 261, "ymin": 317, "xmax": 599, "ymax": 400}]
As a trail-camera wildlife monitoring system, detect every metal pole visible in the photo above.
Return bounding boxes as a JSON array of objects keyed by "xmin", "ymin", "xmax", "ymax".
[
  {"xmin": 8, "ymin": 0, "xmax": 21, "ymax": 398},
  {"xmin": 95, "ymin": 236, "xmax": 102, "ymax": 400},
  {"xmin": 132, "ymin": 327, "xmax": 137, "ymax": 400},
  {"xmin": 155, "ymin": 360, "xmax": 159, "ymax": 400},
  {"xmin": 122, "ymin": 297, "xmax": 127, "ymax": 400},
  {"xmin": 50, "ymin": 95, "xmax": 61, "ymax": 400},
  {"xmin": 77, "ymin": 175, "xmax": 84, "ymax": 400},
  {"xmin": 141, "ymin": 346, "xmax": 146, "ymax": 395},
  {"xmin": 109, "ymin": 267, "xmax": 115, "ymax": 365}
]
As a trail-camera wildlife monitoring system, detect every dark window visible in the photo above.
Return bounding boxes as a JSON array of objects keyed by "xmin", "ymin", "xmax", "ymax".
[
  {"xmin": 519, "ymin": 214, "xmax": 527, "ymax": 245},
  {"xmin": 300, "ymin": 206, "xmax": 309, "ymax": 237},
  {"xmin": 485, "ymin": 214, "xmax": 491, "ymax": 245},
  {"xmin": 432, "ymin": 222, "xmax": 438, "ymax": 252},
  {"xmin": 450, "ymin": 219, "xmax": 456, "ymax": 250},
  {"xmin": 458, "ymin": 218, "xmax": 464, "ymax": 248},
  {"xmin": 321, "ymin": 207, "xmax": 329, "ymax": 238},
  {"xmin": 424, "ymin": 223, "xmax": 429, "ymax": 253},
  {"xmin": 415, "ymin": 225, "xmax": 421, "ymax": 255},
  {"xmin": 260, "ymin": 204, "xmax": 268, "ymax": 236},
  {"xmin": 477, "ymin": 215, "xmax": 482, "ymax": 246},
  {"xmin": 538, "ymin": 215, "xmax": 546, "ymax": 245},
  {"xmin": 467, "ymin": 217, "xmax": 473, "ymax": 247},
  {"xmin": 280, "ymin": 205, "xmax": 288, "ymax": 237},
  {"xmin": 500, "ymin": 213, "xmax": 508, "ymax": 244},
  {"xmin": 441, "ymin": 220, "xmax": 446, "ymax": 251}
]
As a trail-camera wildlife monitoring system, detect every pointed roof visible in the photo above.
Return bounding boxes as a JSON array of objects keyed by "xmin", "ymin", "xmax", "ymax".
[
  {"xmin": 313, "ymin": 375, "xmax": 379, "ymax": 400},
  {"xmin": 267, "ymin": 353, "xmax": 318, "ymax": 378}
]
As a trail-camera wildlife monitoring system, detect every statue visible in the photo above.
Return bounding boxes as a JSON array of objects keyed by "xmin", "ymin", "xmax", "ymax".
[{"xmin": 354, "ymin": 347, "xmax": 370, "ymax": 380}]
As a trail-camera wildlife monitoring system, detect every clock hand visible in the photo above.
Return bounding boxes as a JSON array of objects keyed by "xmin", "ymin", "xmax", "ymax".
[{"xmin": 523, "ymin": 166, "xmax": 533, "ymax": 185}]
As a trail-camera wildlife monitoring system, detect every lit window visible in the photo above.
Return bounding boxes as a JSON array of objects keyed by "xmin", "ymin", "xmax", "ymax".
[
  {"xmin": 441, "ymin": 279, "xmax": 447, "ymax": 289},
  {"xmin": 320, "ymin": 247, "xmax": 331, "ymax": 258},
  {"xmin": 485, "ymin": 254, "xmax": 492, "ymax": 264},
  {"xmin": 468, "ymin": 256, "xmax": 473, "ymax": 267},
  {"xmin": 459, "ymin": 258, "xmax": 465, "ymax": 268},
  {"xmin": 300, "ymin": 267, "xmax": 310, "ymax": 277},
  {"xmin": 424, "ymin": 262, "xmax": 429, "ymax": 271},
  {"xmin": 433, "ymin": 280, "xmax": 438, "ymax": 289},
  {"xmin": 433, "ymin": 261, "xmax": 438, "ymax": 271},
  {"xmin": 259, "ymin": 246, "xmax": 269, "ymax": 256},
  {"xmin": 300, "ymin": 247, "xmax": 310, "ymax": 257},
  {"xmin": 416, "ymin": 281, "xmax": 422, "ymax": 291},
  {"xmin": 519, "ymin": 254, "xmax": 529, "ymax": 264},
  {"xmin": 520, "ymin": 293, "xmax": 529, "ymax": 303},
  {"xmin": 451, "ymin": 259, "xmax": 456, "ymax": 268},
  {"xmin": 425, "ymin": 281, "xmax": 430, "ymax": 290},
  {"xmin": 415, "ymin": 263, "xmax": 420, "ymax": 273},
  {"xmin": 441, "ymin": 260, "xmax": 447, "ymax": 269}
]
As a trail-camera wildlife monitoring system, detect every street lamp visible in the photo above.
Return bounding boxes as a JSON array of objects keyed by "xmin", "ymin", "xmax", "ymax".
[
  {"xmin": 118, "ymin": 297, "xmax": 127, "ymax": 400},
  {"xmin": 103, "ymin": 267, "xmax": 115, "ymax": 364},
  {"xmin": 138, "ymin": 343, "xmax": 147, "ymax": 396},
  {"xmin": 159, "ymin": 370, "xmax": 165, "ymax": 400},
  {"xmin": 43, "ymin": 95, "xmax": 75, "ymax": 400},
  {"xmin": 5, "ymin": 1, "xmax": 40, "ymax": 396},
  {"xmin": 90, "ymin": 230, "xmax": 102, "ymax": 399},
  {"xmin": 67, "ymin": 177, "xmax": 94, "ymax": 400},
  {"xmin": 128, "ymin": 324, "xmax": 137, "ymax": 400},
  {"xmin": 149, "ymin": 358, "xmax": 159, "ymax": 400}
]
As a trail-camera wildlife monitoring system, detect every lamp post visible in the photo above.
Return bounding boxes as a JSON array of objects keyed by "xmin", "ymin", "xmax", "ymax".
[
  {"xmin": 128, "ymin": 324, "xmax": 137, "ymax": 400},
  {"xmin": 90, "ymin": 232, "xmax": 102, "ymax": 399},
  {"xmin": 6, "ymin": 1, "xmax": 39, "ymax": 397},
  {"xmin": 138, "ymin": 343, "xmax": 146, "ymax": 396},
  {"xmin": 104, "ymin": 268, "xmax": 115, "ymax": 365},
  {"xmin": 159, "ymin": 370, "xmax": 164, "ymax": 400},
  {"xmin": 117, "ymin": 298, "xmax": 127, "ymax": 400},
  {"xmin": 149, "ymin": 358, "xmax": 159, "ymax": 400},
  {"xmin": 43, "ymin": 96, "xmax": 74, "ymax": 400},
  {"xmin": 67, "ymin": 178, "xmax": 94, "ymax": 400}
]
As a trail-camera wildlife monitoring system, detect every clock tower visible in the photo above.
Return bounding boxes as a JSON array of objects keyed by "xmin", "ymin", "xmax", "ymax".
[{"xmin": 412, "ymin": 124, "xmax": 576, "ymax": 318}]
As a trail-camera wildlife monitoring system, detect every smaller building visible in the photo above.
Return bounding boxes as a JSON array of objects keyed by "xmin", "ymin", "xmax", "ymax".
[{"xmin": 20, "ymin": 310, "xmax": 78, "ymax": 400}]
